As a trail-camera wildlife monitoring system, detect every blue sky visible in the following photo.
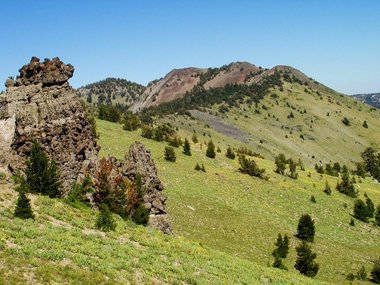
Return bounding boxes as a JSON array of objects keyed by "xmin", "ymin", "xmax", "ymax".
[{"xmin": 1, "ymin": 0, "xmax": 379, "ymax": 94}]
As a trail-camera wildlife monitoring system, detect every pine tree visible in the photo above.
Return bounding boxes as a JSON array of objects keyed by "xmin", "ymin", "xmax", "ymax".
[
  {"xmin": 25, "ymin": 141, "xmax": 61, "ymax": 198},
  {"xmin": 272, "ymin": 253, "xmax": 288, "ymax": 270},
  {"xmin": 297, "ymin": 214, "xmax": 315, "ymax": 242},
  {"xmin": 164, "ymin": 146, "xmax": 176, "ymax": 162},
  {"xmin": 194, "ymin": 163, "xmax": 201, "ymax": 171},
  {"xmin": 294, "ymin": 241, "xmax": 319, "ymax": 277},
  {"xmin": 325, "ymin": 163, "xmax": 334, "ymax": 176},
  {"xmin": 238, "ymin": 155, "xmax": 266, "ymax": 179},
  {"xmin": 131, "ymin": 203, "xmax": 150, "ymax": 225},
  {"xmin": 375, "ymin": 205, "xmax": 380, "ymax": 227},
  {"xmin": 361, "ymin": 147, "xmax": 377, "ymax": 176},
  {"xmin": 288, "ymin": 158, "xmax": 298, "ymax": 179},
  {"xmin": 95, "ymin": 204, "xmax": 116, "ymax": 231},
  {"xmin": 365, "ymin": 193, "xmax": 375, "ymax": 218},
  {"xmin": 282, "ymin": 234, "xmax": 290, "ymax": 257},
  {"xmin": 14, "ymin": 182, "xmax": 34, "ymax": 220},
  {"xmin": 272, "ymin": 234, "xmax": 289, "ymax": 259},
  {"xmin": 310, "ymin": 195, "xmax": 316, "ymax": 203},
  {"xmin": 336, "ymin": 171, "xmax": 358, "ymax": 198},
  {"xmin": 25, "ymin": 140, "xmax": 48, "ymax": 192},
  {"xmin": 324, "ymin": 181, "xmax": 332, "ymax": 195},
  {"xmin": 225, "ymin": 146, "xmax": 236, "ymax": 159},
  {"xmin": 353, "ymin": 199, "xmax": 369, "ymax": 222},
  {"xmin": 371, "ymin": 257, "xmax": 380, "ymax": 283},
  {"xmin": 206, "ymin": 140, "xmax": 216, "ymax": 158},
  {"xmin": 275, "ymin": 153, "xmax": 286, "ymax": 175},
  {"xmin": 333, "ymin": 162, "xmax": 341, "ymax": 175},
  {"xmin": 45, "ymin": 160, "xmax": 61, "ymax": 198},
  {"xmin": 183, "ymin": 138, "xmax": 191, "ymax": 156}
]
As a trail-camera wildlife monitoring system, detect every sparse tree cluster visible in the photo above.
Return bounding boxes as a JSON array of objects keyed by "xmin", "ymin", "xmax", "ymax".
[
  {"xmin": 336, "ymin": 169, "xmax": 358, "ymax": 198},
  {"xmin": 238, "ymin": 155, "xmax": 267, "ymax": 179},
  {"xmin": 274, "ymin": 154, "xmax": 301, "ymax": 179},
  {"xmin": 353, "ymin": 194, "xmax": 375, "ymax": 223},
  {"xmin": 272, "ymin": 234, "xmax": 289, "ymax": 270},
  {"xmin": 194, "ymin": 163, "xmax": 206, "ymax": 172},
  {"xmin": 315, "ymin": 162, "xmax": 343, "ymax": 176},
  {"xmin": 360, "ymin": 147, "xmax": 380, "ymax": 180},
  {"xmin": 122, "ymin": 112, "xmax": 141, "ymax": 131},
  {"xmin": 225, "ymin": 146, "xmax": 236, "ymax": 159},
  {"xmin": 164, "ymin": 146, "xmax": 176, "ymax": 162}
]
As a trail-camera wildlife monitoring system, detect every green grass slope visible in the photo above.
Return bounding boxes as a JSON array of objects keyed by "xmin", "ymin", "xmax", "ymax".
[
  {"xmin": 186, "ymin": 82, "xmax": 380, "ymax": 167},
  {"xmin": 0, "ymin": 181, "xmax": 327, "ymax": 284},
  {"xmin": 97, "ymin": 119, "xmax": 380, "ymax": 284}
]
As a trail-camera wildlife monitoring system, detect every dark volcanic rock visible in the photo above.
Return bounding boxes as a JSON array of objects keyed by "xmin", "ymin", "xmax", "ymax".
[
  {"xmin": 15, "ymin": 57, "xmax": 74, "ymax": 87},
  {"xmin": 0, "ymin": 57, "xmax": 98, "ymax": 194},
  {"xmin": 124, "ymin": 142, "xmax": 171, "ymax": 234},
  {"xmin": 89, "ymin": 142, "xmax": 172, "ymax": 234}
]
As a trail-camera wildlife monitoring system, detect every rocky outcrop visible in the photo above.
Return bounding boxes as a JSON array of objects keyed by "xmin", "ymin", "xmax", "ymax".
[
  {"xmin": 87, "ymin": 142, "xmax": 171, "ymax": 234},
  {"xmin": 0, "ymin": 57, "xmax": 171, "ymax": 234},
  {"xmin": 15, "ymin": 57, "xmax": 74, "ymax": 87},
  {"xmin": 0, "ymin": 57, "xmax": 99, "ymax": 194},
  {"xmin": 124, "ymin": 142, "xmax": 171, "ymax": 234}
]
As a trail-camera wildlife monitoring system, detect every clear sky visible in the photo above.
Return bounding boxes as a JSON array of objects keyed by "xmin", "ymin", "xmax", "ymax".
[{"xmin": 1, "ymin": 0, "xmax": 379, "ymax": 94}]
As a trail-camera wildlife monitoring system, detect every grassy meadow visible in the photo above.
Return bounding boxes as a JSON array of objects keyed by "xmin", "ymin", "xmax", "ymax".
[
  {"xmin": 97, "ymin": 116, "xmax": 380, "ymax": 284},
  {"xmin": 0, "ymin": 180, "xmax": 326, "ymax": 285}
]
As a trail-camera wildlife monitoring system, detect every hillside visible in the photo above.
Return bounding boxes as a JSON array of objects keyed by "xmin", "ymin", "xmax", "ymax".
[
  {"xmin": 0, "ymin": 179, "xmax": 327, "ymax": 285},
  {"xmin": 130, "ymin": 62, "xmax": 324, "ymax": 112},
  {"xmin": 352, "ymin": 93, "xmax": 380, "ymax": 109},
  {"xmin": 97, "ymin": 119, "xmax": 380, "ymax": 284},
  {"xmin": 77, "ymin": 77, "xmax": 145, "ymax": 108},
  {"xmin": 81, "ymin": 62, "xmax": 380, "ymax": 167},
  {"xmin": 137, "ymin": 70, "xmax": 380, "ymax": 167}
]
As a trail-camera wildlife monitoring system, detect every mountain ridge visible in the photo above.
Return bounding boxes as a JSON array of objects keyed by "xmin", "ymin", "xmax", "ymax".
[
  {"xmin": 352, "ymin": 92, "xmax": 380, "ymax": 109},
  {"xmin": 77, "ymin": 61, "xmax": 330, "ymax": 112}
]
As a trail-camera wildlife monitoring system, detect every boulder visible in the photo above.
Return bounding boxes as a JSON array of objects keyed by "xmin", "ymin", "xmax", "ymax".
[
  {"xmin": 15, "ymin": 57, "xmax": 74, "ymax": 87},
  {"xmin": 124, "ymin": 142, "xmax": 171, "ymax": 233},
  {"xmin": 88, "ymin": 142, "xmax": 172, "ymax": 234}
]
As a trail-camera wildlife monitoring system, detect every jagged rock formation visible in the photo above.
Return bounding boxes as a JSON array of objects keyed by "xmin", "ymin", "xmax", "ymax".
[
  {"xmin": 15, "ymin": 56, "xmax": 74, "ymax": 87},
  {"xmin": 87, "ymin": 142, "xmax": 171, "ymax": 234},
  {"xmin": 124, "ymin": 142, "xmax": 171, "ymax": 234},
  {"xmin": 0, "ymin": 57, "xmax": 99, "ymax": 194}
]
